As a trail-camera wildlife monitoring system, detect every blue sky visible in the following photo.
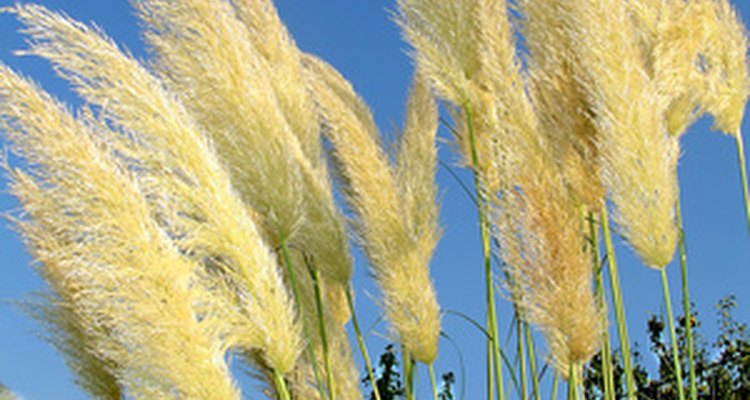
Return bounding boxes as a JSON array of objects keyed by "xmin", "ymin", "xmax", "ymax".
[{"xmin": 0, "ymin": 1, "xmax": 748, "ymax": 399}]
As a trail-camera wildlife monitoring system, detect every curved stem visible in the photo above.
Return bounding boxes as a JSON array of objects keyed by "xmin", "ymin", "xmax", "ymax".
[
  {"xmin": 600, "ymin": 208, "xmax": 636, "ymax": 399},
  {"xmin": 345, "ymin": 288, "xmax": 381, "ymax": 400},
  {"xmin": 660, "ymin": 268, "xmax": 686, "ymax": 400}
]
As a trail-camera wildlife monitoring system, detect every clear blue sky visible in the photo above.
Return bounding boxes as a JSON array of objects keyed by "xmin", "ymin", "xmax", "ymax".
[{"xmin": 0, "ymin": 1, "xmax": 748, "ymax": 399}]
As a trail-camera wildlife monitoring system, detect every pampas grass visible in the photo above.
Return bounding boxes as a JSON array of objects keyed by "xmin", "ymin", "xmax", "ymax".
[
  {"xmin": 1, "ymin": 0, "xmax": 748, "ymax": 399},
  {"xmin": 1, "ymin": 66, "xmax": 242, "ymax": 399},
  {"xmin": 304, "ymin": 55, "xmax": 442, "ymax": 366}
]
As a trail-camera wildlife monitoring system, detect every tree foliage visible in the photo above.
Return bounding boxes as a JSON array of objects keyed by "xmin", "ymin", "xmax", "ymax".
[{"xmin": 584, "ymin": 296, "xmax": 750, "ymax": 399}]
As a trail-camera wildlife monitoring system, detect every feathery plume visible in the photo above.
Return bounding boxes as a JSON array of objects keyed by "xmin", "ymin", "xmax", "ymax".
[
  {"xmin": 11, "ymin": 4, "xmax": 302, "ymax": 373},
  {"xmin": 396, "ymin": 0, "xmax": 525, "ymax": 193},
  {"xmin": 395, "ymin": 0, "xmax": 480, "ymax": 105},
  {"xmin": 639, "ymin": 0, "xmax": 748, "ymax": 137},
  {"xmin": 22, "ymin": 294, "xmax": 122, "ymax": 400},
  {"xmin": 304, "ymin": 55, "xmax": 442, "ymax": 364},
  {"xmin": 521, "ymin": 0, "xmax": 605, "ymax": 210},
  {"xmin": 563, "ymin": 0, "xmax": 679, "ymax": 269},
  {"xmin": 398, "ymin": 0, "xmax": 602, "ymax": 373},
  {"xmin": 396, "ymin": 74, "xmax": 441, "ymax": 257},
  {"xmin": 496, "ymin": 173, "xmax": 603, "ymax": 373},
  {"xmin": 697, "ymin": 0, "xmax": 748, "ymax": 135},
  {"xmin": 134, "ymin": 0, "xmax": 353, "ymax": 318},
  {"xmin": 1, "ymin": 66, "xmax": 239, "ymax": 398},
  {"xmin": 230, "ymin": 0, "xmax": 324, "ymax": 167}
]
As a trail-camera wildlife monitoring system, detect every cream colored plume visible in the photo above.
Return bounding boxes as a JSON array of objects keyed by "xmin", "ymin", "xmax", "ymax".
[
  {"xmin": 1, "ymin": 65, "xmax": 239, "ymax": 399},
  {"xmin": 698, "ymin": 0, "xmax": 749, "ymax": 135},
  {"xmin": 398, "ymin": 0, "xmax": 602, "ymax": 373},
  {"xmin": 230, "ymin": 0, "xmax": 324, "ymax": 167},
  {"xmin": 396, "ymin": 0, "xmax": 481, "ymax": 105},
  {"xmin": 12, "ymin": 4, "xmax": 302, "ymax": 374},
  {"xmin": 133, "ymin": 0, "xmax": 353, "ymax": 322},
  {"xmin": 397, "ymin": 0, "xmax": 536, "ymax": 193},
  {"xmin": 520, "ymin": 0, "xmax": 605, "ymax": 210},
  {"xmin": 632, "ymin": 0, "xmax": 749, "ymax": 138},
  {"xmin": 397, "ymin": 75, "xmax": 441, "ymax": 247},
  {"xmin": 496, "ymin": 173, "xmax": 603, "ymax": 373},
  {"xmin": 563, "ymin": 0, "xmax": 679, "ymax": 269},
  {"xmin": 305, "ymin": 55, "xmax": 442, "ymax": 364},
  {"xmin": 24, "ymin": 294, "xmax": 122, "ymax": 400}
]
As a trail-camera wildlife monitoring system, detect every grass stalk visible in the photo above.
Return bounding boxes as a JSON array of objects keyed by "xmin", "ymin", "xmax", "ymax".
[
  {"xmin": 308, "ymin": 263, "xmax": 335, "ymax": 400},
  {"xmin": 273, "ymin": 369, "xmax": 291, "ymax": 400},
  {"xmin": 660, "ymin": 268, "xmax": 686, "ymax": 400},
  {"xmin": 600, "ymin": 207, "xmax": 636, "ymax": 399},
  {"xmin": 736, "ymin": 130, "xmax": 750, "ymax": 232},
  {"xmin": 464, "ymin": 102, "xmax": 505, "ymax": 400},
  {"xmin": 428, "ymin": 363, "xmax": 439, "ymax": 400},
  {"xmin": 552, "ymin": 373, "xmax": 560, "ymax": 400},
  {"xmin": 599, "ymin": 322, "xmax": 615, "ymax": 400},
  {"xmin": 567, "ymin": 363, "xmax": 578, "ymax": 400},
  {"xmin": 403, "ymin": 347, "xmax": 415, "ymax": 400},
  {"xmin": 588, "ymin": 213, "xmax": 615, "ymax": 400},
  {"xmin": 515, "ymin": 312, "xmax": 528, "ymax": 400},
  {"xmin": 278, "ymin": 238, "xmax": 327, "ymax": 399},
  {"xmin": 487, "ymin": 341, "xmax": 495, "ymax": 400},
  {"xmin": 675, "ymin": 200, "xmax": 697, "ymax": 400},
  {"xmin": 524, "ymin": 322, "xmax": 541, "ymax": 400},
  {"xmin": 345, "ymin": 288, "xmax": 382, "ymax": 400}
]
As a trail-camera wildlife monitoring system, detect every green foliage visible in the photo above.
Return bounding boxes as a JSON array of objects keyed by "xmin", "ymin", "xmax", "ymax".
[
  {"xmin": 363, "ymin": 345, "xmax": 405, "ymax": 400},
  {"xmin": 363, "ymin": 345, "xmax": 456, "ymax": 400},
  {"xmin": 584, "ymin": 296, "xmax": 750, "ymax": 399},
  {"xmin": 438, "ymin": 372, "xmax": 455, "ymax": 400}
]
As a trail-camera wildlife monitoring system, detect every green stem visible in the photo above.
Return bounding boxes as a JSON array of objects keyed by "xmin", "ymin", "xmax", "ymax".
[
  {"xmin": 524, "ymin": 322, "xmax": 541, "ymax": 400},
  {"xmin": 487, "ymin": 341, "xmax": 495, "ymax": 400},
  {"xmin": 403, "ymin": 348, "xmax": 415, "ymax": 400},
  {"xmin": 345, "ymin": 288, "xmax": 381, "ymax": 400},
  {"xmin": 588, "ymin": 213, "xmax": 615, "ymax": 400},
  {"xmin": 273, "ymin": 369, "xmax": 291, "ymax": 400},
  {"xmin": 308, "ymin": 265, "xmax": 335, "ymax": 400},
  {"xmin": 600, "ymin": 323, "xmax": 615, "ymax": 400},
  {"xmin": 660, "ymin": 268, "xmax": 686, "ymax": 400},
  {"xmin": 551, "ymin": 373, "xmax": 560, "ymax": 400},
  {"xmin": 465, "ymin": 102, "xmax": 505, "ymax": 400},
  {"xmin": 676, "ymin": 200, "xmax": 696, "ymax": 400},
  {"xmin": 279, "ymin": 238, "xmax": 327, "ymax": 399},
  {"xmin": 736, "ymin": 130, "xmax": 750, "ymax": 232},
  {"xmin": 567, "ymin": 363, "xmax": 578, "ymax": 400},
  {"xmin": 516, "ymin": 312, "xmax": 528, "ymax": 400},
  {"xmin": 428, "ymin": 363, "xmax": 439, "ymax": 400},
  {"xmin": 600, "ymin": 208, "xmax": 636, "ymax": 399}
]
